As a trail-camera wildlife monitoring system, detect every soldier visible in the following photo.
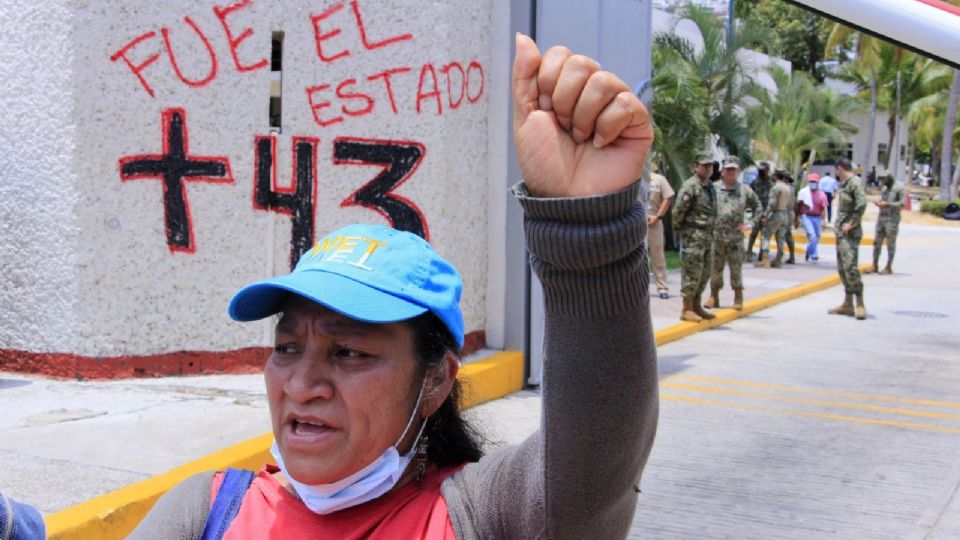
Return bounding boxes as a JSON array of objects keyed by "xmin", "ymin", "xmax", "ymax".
[
  {"xmin": 706, "ymin": 156, "xmax": 760, "ymax": 311},
  {"xmin": 868, "ymin": 173, "xmax": 907, "ymax": 274},
  {"xmin": 745, "ymin": 162, "xmax": 772, "ymax": 260},
  {"xmin": 755, "ymin": 170, "xmax": 792, "ymax": 268},
  {"xmin": 829, "ymin": 158, "xmax": 868, "ymax": 319},
  {"xmin": 672, "ymin": 152, "xmax": 718, "ymax": 322}
]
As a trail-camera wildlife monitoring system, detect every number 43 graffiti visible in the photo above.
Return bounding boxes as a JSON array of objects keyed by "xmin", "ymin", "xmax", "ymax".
[{"xmin": 120, "ymin": 108, "xmax": 428, "ymax": 269}]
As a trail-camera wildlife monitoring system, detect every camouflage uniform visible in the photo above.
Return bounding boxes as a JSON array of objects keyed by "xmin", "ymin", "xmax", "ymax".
[
  {"xmin": 746, "ymin": 170, "xmax": 772, "ymax": 256},
  {"xmin": 872, "ymin": 178, "xmax": 906, "ymax": 272},
  {"xmin": 835, "ymin": 175, "xmax": 867, "ymax": 294},
  {"xmin": 673, "ymin": 174, "xmax": 717, "ymax": 299},
  {"xmin": 712, "ymin": 180, "xmax": 760, "ymax": 291},
  {"xmin": 758, "ymin": 180, "xmax": 792, "ymax": 265}
]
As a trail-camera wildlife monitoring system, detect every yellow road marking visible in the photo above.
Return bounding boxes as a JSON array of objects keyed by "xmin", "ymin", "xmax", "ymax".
[
  {"xmin": 669, "ymin": 374, "xmax": 960, "ymax": 410},
  {"xmin": 661, "ymin": 393, "xmax": 960, "ymax": 434},
  {"xmin": 661, "ymin": 381, "xmax": 960, "ymax": 422}
]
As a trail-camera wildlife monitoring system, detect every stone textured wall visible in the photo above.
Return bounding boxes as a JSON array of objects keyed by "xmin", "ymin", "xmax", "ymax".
[{"xmin": 1, "ymin": 0, "xmax": 493, "ymax": 359}]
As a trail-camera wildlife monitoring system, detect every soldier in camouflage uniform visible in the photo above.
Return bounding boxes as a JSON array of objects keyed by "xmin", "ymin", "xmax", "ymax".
[
  {"xmin": 672, "ymin": 152, "xmax": 718, "ymax": 323},
  {"xmin": 745, "ymin": 162, "xmax": 772, "ymax": 260},
  {"xmin": 868, "ymin": 173, "xmax": 907, "ymax": 274},
  {"xmin": 829, "ymin": 158, "xmax": 868, "ymax": 319},
  {"xmin": 756, "ymin": 170, "xmax": 792, "ymax": 268},
  {"xmin": 705, "ymin": 156, "xmax": 760, "ymax": 311},
  {"xmin": 784, "ymin": 174, "xmax": 797, "ymax": 264}
]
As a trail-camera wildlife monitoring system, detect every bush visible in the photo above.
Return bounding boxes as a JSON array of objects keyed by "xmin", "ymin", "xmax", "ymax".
[{"xmin": 919, "ymin": 199, "xmax": 960, "ymax": 217}]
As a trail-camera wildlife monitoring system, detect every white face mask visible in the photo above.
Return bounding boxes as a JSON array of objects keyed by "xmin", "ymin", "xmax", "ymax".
[
  {"xmin": 810, "ymin": 182, "xmax": 819, "ymax": 190},
  {"xmin": 272, "ymin": 378, "xmax": 428, "ymax": 515}
]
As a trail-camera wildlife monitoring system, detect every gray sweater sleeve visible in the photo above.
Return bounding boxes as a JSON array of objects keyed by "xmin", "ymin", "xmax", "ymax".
[
  {"xmin": 126, "ymin": 471, "xmax": 214, "ymax": 539},
  {"xmin": 442, "ymin": 181, "xmax": 660, "ymax": 539}
]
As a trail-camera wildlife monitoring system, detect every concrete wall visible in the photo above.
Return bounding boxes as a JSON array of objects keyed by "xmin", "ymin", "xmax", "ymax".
[{"xmin": 1, "ymin": 0, "xmax": 497, "ymax": 365}]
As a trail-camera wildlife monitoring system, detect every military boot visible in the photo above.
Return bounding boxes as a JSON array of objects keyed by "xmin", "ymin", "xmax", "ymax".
[
  {"xmin": 680, "ymin": 297, "xmax": 702, "ymax": 323},
  {"xmin": 879, "ymin": 256, "xmax": 894, "ymax": 275},
  {"xmin": 855, "ymin": 292, "xmax": 868, "ymax": 320},
  {"xmin": 827, "ymin": 294, "xmax": 854, "ymax": 316},
  {"xmin": 693, "ymin": 295, "xmax": 716, "ymax": 320},
  {"xmin": 786, "ymin": 254, "xmax": 796, "ymax": 264},
  {"xmin": 704, "ymin": 287, "xmax": 720, "ymax": 309},
  {"xmin": 733, "ymin": 288, "xmax": 744, "ymax": 311},
  {"xmin": 754, "ymin": 250, "xmax": 770, "ymax": 268},
  {"xmin": 770, "ymin": 251, "xmax": 783, "ymax": 268},
  {"xmin": 866, "ymin": 252, "xmax": 880, "ymax": 273},
  {"xmin": 744, "ymin": 250, "xmax": 755, "ymax": 262}
]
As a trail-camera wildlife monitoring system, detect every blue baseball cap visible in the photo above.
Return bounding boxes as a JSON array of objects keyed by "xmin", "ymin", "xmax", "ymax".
[{"xmin": 228, "ymin": 224, "xmax": 464, "ymax": 347}]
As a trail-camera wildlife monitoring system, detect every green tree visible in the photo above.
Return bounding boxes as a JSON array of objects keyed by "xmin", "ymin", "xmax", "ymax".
[
  {"xmin": 892, "ymin": 55, "xmax": 952, "ymax": 182},
  {"xmin": 826, "ymin": 26, "xmax": 887, "ymax": 176},
  {"xmin": 734, "ymin": 0, "xmax": 834, "ymax": 83},
  {"xmin": 942, "ymin": 70, "xmax": 960, "ymax": 198},
  {"xmin": 650, "ymin": 44, "xmax": 710, "ymax": 189},
  {"xmin": 655, "ymin": 4, "xmax": 768, "ymax": 164},
  {"xmin": 747, "ymin": 67, "xmax": 860, "ymax": 176}
]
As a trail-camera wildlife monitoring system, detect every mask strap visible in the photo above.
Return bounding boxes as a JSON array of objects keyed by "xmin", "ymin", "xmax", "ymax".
[{"xmin": 393, "ymin": 375, "xmax": 428, "ymax": 449}]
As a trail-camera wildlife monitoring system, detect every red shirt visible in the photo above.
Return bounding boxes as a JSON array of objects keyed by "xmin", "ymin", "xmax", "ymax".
[
  {"xmin": 798, "ymin": 188, "xmax": 828, "ymax": 216},
  {"xmin": 215, "ymin": 465, "xmax": 460, "ymax": 539}
]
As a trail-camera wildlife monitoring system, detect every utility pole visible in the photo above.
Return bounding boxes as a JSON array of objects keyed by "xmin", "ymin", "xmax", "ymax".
[
  {"xmin": 727, "ymin": 0, "xmax": 735, "ymax": 49},
  {"xmin": 894, "ymin": 70, "xmax": 901, "ymax": 180}
]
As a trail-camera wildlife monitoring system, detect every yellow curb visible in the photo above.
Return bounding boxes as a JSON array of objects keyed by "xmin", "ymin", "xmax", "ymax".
[
  {"xmin": 655, "ymin": 262, "xmax": 872, "ymax": 347},
  {"xmin": 745, "ymin": 230, "xmax": 872, "ymax": 246},
  {"xmin": 792, "ymin": 232, "xmax": 872, "ymax": 246},
  {"xmin": 44, "ymin": 351, "xmax": 524, "ymax": 539}
]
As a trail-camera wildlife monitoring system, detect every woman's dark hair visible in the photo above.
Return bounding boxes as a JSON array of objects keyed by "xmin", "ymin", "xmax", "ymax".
[{"xmin": 406, "ymin": 312, "xmax": 484, "ymax": 467}]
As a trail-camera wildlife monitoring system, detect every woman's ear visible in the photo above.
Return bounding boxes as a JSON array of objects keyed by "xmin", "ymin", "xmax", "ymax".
[{"xmin": 421, "ymin": 352, "xmax": 459, "ymax": 418}]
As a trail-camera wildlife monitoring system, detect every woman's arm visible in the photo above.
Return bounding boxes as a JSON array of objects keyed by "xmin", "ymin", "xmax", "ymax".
[
  {"xmin": 127, "ymin": 471, "xmax": 214, "ymax": 540},
  {"xmin": 442, "ymin": 34, "xmax": 657, "ymax": 540}
]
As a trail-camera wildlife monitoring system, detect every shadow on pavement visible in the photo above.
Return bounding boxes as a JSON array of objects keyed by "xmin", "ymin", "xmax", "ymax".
[
  {"xmin": 0, "ymin": 378, "xmax": 33, "ymax": 390},
  {"xmin": 657, "ymin": 353, "xmax": 698, "ymax": 376}
]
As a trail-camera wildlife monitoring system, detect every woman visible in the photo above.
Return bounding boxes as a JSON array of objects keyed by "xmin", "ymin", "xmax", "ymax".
[{"xmin": 130, "ymin": 34, "xmax": 658, "ymax": 539}]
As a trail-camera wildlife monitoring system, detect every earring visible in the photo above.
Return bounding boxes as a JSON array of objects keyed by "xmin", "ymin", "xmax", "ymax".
[{"xmin": 415, "ymin": 434, "xmax": 430, "ymax": 486}]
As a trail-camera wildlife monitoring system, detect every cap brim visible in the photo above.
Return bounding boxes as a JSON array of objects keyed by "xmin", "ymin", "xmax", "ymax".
[{"xmin": 228, "ymin": 270, "xmax": 428, "ymax": 323}]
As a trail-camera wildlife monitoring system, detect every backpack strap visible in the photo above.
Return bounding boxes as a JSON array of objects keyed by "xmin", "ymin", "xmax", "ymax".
[{"xmin": 200, "ymin": 468, "xmax": 256, "ymax": 540}]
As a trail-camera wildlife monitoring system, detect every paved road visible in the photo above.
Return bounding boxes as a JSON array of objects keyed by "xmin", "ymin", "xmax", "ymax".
[{"xmin": 473, "ymin": 221, "xmax": 960, "ymax": 538}]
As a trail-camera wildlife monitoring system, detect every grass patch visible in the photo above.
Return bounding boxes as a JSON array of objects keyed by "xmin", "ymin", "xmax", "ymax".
[
  {"xmin": 919, "ymin": 199, "xmax": 960, "ymax": 217},
  {"xmin": 665, "ymin": 249, "xmax": 681, "ymax": 270}
]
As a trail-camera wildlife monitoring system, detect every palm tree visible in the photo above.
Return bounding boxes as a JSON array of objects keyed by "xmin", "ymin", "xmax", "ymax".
[
  {"xmin": 650, "ymin": 43, "xmax": 710, "ymax": 189},
  {"xmin": 826, "ymin": 25, "xmax": 884, "ymax": 175},
  {"xmin": 942, "ymin": 70, "xmax": 960, "ymax": 199},
  {"xmin": 656, "ymin": 4, "xmax": 770, "ymax": 164},
  {"xmin": 897, "ymin": 56, "xmax": 952, "ymax": 182},
  {"xmin": 747, "ymin": 66, "xmax": 860, "ymax": 176}
]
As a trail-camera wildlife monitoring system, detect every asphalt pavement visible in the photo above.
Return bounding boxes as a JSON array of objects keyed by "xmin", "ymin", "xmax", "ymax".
[{"xmin": 473, "ymin": 221, "xmax": 960, "ymax": 539}]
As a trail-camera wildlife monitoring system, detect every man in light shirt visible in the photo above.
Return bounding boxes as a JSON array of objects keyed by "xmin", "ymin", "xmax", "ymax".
[
  {"xmin": 795, "ymin": 172, "xmax": 829, "ymax": 262},
  {"xmin": 818, "ymin": 172, "xmax": 838, "ymax": 223},
  {"xmin": 647, "ymin": 169, "xmax": 675, "ymax": 299}
]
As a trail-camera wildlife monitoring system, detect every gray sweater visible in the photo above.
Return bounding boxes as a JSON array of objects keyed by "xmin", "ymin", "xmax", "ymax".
[{"xmin": 128, "ymin": 181, "xmax": 659, "ymax": 539}]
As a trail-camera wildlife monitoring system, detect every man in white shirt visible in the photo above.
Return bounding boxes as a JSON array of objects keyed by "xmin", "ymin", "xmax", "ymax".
[
  {"xmin": 647, "ymin": 171, "xmax": 675, "ymax": 299},
  {"xmin": 818, "ymin": 172, "xmax": 838, "ymax": 223}
]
